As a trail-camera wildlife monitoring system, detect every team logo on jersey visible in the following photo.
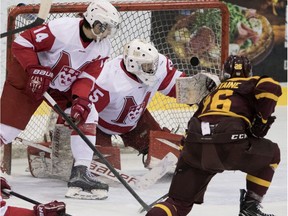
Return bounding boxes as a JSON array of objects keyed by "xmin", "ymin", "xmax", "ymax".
[
  {"xmin": 112, "ymin": 94, "xmax": 150, "ymax": 125},
  {"xmin": 58, "ymin": 66, "xmax": 81, "ymax": 86},
  {"xmin": 127, "ymin": 104, "xmax": 145, "ymax": 121}
]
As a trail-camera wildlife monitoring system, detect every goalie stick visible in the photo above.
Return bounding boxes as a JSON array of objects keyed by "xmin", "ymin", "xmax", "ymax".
[
  {"xmin": 43, "ymin": 92, "xmax": 150, "ymax": 211},
  {"xmin": 0, "ymin": 0, "xmax": 52, "ymax": 38},
  {"xmin": 1, "ymin": 189, "xmax": 72, "ymax": 216}
]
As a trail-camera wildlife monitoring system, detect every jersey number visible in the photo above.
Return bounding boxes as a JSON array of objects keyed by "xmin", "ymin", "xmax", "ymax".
[{"xmin": 202, "ymin": 89, "xmax": 233, "ymax": 113}]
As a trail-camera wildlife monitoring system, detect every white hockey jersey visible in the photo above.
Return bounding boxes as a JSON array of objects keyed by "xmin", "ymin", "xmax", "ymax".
[
  {"xmin": 88, "ymin": 54, "xmax": 185, "ymax": 135},
  {"xmin": 13, "ymin": 17, "xmax": 111, "ymax": 92}
]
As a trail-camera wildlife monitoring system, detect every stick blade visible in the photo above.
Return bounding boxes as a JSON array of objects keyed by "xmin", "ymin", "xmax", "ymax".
[{"xmin": 0, "ymin": 0, "xmax": 52, "ymax": 38}]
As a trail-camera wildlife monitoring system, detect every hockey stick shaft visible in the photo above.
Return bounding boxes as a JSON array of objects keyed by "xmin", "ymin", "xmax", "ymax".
[
  {"xmin": 139, "ymin": 193, "xmax": 169, "ymax": 213},
  {"xmin": 2, "ymin": 189, "xmax": 72, "ymax": 216},
  {"xmin": 43, "ymin": 92, "xmax": 150, "ymax": 211},
  {"xmin": 0, "ymin": 0, "xmax": 52, "ymax": 38}
]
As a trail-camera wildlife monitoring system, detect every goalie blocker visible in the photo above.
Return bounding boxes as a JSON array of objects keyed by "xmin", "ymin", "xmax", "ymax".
[{"xmin": 27, "ymin": 125, "xmax": 183, "ymax": 181}]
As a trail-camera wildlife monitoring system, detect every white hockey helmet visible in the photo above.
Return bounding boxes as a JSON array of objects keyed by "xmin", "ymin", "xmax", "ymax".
[
  {"xmin": 84, "ymin": 0, "xmax": 120, "ymax": 38},
  {"xmin": 123, "ymin": 39, "xmax": 159, "ymax": 86}
]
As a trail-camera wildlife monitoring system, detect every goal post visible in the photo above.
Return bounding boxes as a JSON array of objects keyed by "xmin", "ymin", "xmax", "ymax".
[{"xmin": 2, "ymin": 0, "xmax": 229, "ymax": 174}]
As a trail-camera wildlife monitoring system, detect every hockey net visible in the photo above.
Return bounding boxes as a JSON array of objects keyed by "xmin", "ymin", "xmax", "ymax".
[{"xmin": 2, "ymin": 0, "xmax": 229, "ymax": 172}]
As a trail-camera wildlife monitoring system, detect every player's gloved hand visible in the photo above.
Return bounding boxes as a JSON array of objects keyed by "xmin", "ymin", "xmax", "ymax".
[
  {"xmin": 26, "ymin": 65, "xmax": 54, "ymax": 101},
  {"xmin": 34, "ymin": 200, "xmax": 66, "ymax": 216},
  {"xmin": 206, "ymin": 77, "xmax": 216, "ymax": 91},
  {"xmin": 250, "ymin": 114, "xmax": 276, "ymax": 138},
  {"xmin": 0, "ymin": 177, "xmax": 11, "ymax": 199},
  {"xmin": 70, "ymin": 97, "xmax": 92, "ymax": 126}
]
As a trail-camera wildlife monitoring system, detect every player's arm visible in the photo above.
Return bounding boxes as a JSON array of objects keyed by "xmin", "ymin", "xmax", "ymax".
[
  {"xmin": 254, "ymin": 76, "xmax": 282, "ymax": 119},
  {"xmin": 11, "ymin": 24, "xmax": 55, "ymax": 101},
  {"xmin": 158, "ymin": 56, "xmax": 186, "ymax": 97},
  {"xmin": 12, "ymin": 24, "xmax": 55, "ymax": 70},
  {"xmin": 250, "ymin": 76, "xmax": 282, "ymax": 138},
  {"xmin": 70, "ymin": 58, "xmax": 108, "ymax": 125}
]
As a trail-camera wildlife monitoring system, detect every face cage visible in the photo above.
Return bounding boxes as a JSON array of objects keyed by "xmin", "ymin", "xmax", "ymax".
[{"xmin": 141, "ymin": 62, "xmax": 157, "ymax": 75}]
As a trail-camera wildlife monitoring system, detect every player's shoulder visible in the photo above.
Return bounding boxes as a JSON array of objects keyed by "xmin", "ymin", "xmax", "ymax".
[
  {"xmin": 104, "ymin": 55, "xmax": 123, "ymax": 69},
  {"xmin": 48, "ymin": 17, "xmax": 81, "ymax": 34},
  {"xmin": 48, "ymin": 17, "xmax": 81, "ymax": 26},
  {"xmin": 158, "ymin": 53, "xmax": 168, "ymax": 65},
  {"xmin": 98, "ymin": 55, "xmax": 122, "ymax": 78}
]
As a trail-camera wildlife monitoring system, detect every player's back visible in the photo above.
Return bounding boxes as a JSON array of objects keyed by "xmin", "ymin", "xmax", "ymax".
[{"xmin": 197, "ymin": 76, "xmax": 276, "ymax": 125}]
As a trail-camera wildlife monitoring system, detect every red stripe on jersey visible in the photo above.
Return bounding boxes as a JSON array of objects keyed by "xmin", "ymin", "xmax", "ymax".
[{"xmin": 98, "ymin": 117, "xmax": 134, "ymax": 134}]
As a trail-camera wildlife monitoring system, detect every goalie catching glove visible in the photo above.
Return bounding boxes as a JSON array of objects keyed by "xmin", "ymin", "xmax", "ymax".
[
  {"xmin": 71, "ymin": 96, "xmax": 92, "ymax": 126},
  {"xmin": 250, "ymin": 114, "xmax": 276, "ymax": 138},
  {"xmin": 34, "ymin": 201, "xmax": 66, "ymax": 216},
  {"xmin": 26, "ymin": 65, "xmax": 54, "ymax": 101}
]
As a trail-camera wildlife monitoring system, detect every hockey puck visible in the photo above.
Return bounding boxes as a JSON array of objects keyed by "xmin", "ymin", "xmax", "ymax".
[{"xmin": 190, "ymin": 57, "xmax": 200, "ymax": 66}]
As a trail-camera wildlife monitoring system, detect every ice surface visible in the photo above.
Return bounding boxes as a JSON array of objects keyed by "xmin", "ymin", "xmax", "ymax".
[{"xmin": 2, "ymin": 106, "xmax": 287, "ymax": 216}]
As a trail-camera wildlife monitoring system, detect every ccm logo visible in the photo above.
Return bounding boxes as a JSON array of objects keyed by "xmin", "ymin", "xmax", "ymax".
[{"xmin": 231, "ymin": 133, "xmax": 247, "ymax": 140}]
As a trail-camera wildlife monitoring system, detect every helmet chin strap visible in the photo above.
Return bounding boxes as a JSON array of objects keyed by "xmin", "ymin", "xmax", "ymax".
[{"xmin": 91, "ymin": 28, "xmax": 103, "ymax": 43}]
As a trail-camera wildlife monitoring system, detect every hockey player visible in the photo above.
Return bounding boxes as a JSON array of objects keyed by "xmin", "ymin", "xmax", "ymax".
[
  {"xmin": 0, "ymin": 177, "xmax": 66, "ymax": 216},
  {"xmin": 0, "ymin": 0, "xmax": 120, "ymax": 200},
  {"xmin": 145, "ymin": 55, "xmax": 282, "ymax": 216},
  {"xmin": 73, "ymin": 38, "xmax": 186, "ymax": 168}
]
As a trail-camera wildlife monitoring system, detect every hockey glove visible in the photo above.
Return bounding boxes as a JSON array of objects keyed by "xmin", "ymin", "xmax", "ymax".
[
  {"xmin": 250, "ymin": 115, "xmax": 276, "ymax": 138},
  {"xmin": 0, "ymin": 177, "xmax": 11, "ymax": 198},
  {"xmin": 26, "ymin": 65, "xmax": 54, "ymax": 101},
  {"xmin": 71, "ymin": 97, "xmax": 92, "ymax": 126},
  {"xmin": 34, "ymin": 201, "xmax": 66, "ymax": 216},
  {"xmin": 206, "ymin": 77, "xmax": 216, "ymax": 92}
]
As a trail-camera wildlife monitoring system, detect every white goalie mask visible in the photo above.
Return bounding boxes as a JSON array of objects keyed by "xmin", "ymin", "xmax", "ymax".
[
  {"xmin": 123, "ymin": 39, "xmax": 159, "ymax": 86},
  {"xmin": 84, "ymin": 0, "xmax": 120, "ymax": 40}
]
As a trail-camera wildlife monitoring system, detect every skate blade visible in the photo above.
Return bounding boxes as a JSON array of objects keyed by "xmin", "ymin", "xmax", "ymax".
[{"xmin": 65, "ymin": 187, "xmax": 108, "ymax": 200}]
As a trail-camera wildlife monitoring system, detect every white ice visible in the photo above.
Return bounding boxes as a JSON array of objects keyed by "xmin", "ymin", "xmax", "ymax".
[{"xmin": 2, "ymin": 106, "xmax": 287, "ymax": 216}]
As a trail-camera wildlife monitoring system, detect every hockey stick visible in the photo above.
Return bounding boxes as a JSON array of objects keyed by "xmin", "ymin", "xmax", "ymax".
[
  {"xmin": 139, "ymin": 193, "xmax": 169, "ymax": 213},
  {"xmin": 0, "ymin": 0, "xmax": 52, "ymax": 38},
  {"xmin": 43, "ymin": 92, "xmax": 150, "ymax": 211},
  {"xmin": 2, "ymin": 189, "xmax": 72, "ymax": 216}
]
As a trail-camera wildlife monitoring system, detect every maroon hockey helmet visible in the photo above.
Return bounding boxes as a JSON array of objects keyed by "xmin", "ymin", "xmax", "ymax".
[{"xmin": 223, "ymin": 55, "xmax": 252, "ymax": 79}]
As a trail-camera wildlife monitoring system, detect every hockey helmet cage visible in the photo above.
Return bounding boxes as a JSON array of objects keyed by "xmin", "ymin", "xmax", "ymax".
[
  {"xmin": 123, "ymin": 39, "xmax": 160, "ymax": 86},
  {"xmin": 84, "ymin": 0, "xmax": 120, "ymax": 37},
  {"xmin": 223, "ymin": 55, "xmax": 252, "ymax": 79}
]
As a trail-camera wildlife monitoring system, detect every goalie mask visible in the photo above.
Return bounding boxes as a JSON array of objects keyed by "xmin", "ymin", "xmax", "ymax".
[
  {"xmin": 222, "ymin": 55, "xmax": 252, "ymax": 80},
  {"xmin": 84, "ymin": 0, "xmax": 120, "ymax": 41},
  {"xmin": 123, "ymin": 39, "xmax": 160, "ymax": 86}
]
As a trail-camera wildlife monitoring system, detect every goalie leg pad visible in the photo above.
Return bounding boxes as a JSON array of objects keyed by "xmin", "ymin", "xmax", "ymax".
[
  {"xmin": 27, "ymin": 142, "xmax": 52, "ymax": 178},
  {"xmin": 145, "ymin": 131, "xmax": 183, "ymax": 169}
]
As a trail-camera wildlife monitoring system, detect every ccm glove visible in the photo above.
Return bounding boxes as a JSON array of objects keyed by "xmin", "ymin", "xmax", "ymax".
[
  {"xmin": 26, "ymin": 65, "xmax": 54, "ymax": 101},
  {"xmin": 206, "ymin": 77, "xmax": 216, "ymax": 91},
  {"xmin": 0, "ymin": 177, "xmax": 11, "ymax": 198},
  {"xmin": 250, "ymin": 115, "xmax": 276, "ymax": 138},
  {"xmin": 71, "ymin": 97, "xmax": 92, "ymax": 126},
  {"xmin": 34, "ymin": 201, "xmax": 66, "ymax": 216}
]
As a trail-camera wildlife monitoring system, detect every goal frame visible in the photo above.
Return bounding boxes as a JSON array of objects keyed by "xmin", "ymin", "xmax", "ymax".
[{"xmin": 3, "ymin": 0, "xmax": 229, "ymax": 174}]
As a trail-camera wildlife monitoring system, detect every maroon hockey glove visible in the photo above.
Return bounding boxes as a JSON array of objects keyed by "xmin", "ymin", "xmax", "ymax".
[
  {"xmin": 71, "ymin": 97, "xmax": 92, "ymax": 126},
  {"xmin": 34, "ymin": 201, "xmax": 66, "ymax": 216},
  {"xmin": 26, "ymin": 65, "xmax": 54, "ymax": 101},
  {"xmin": 0, "ymin": 177, "xmax": 11, "ymax": 198},
  {"xmin": 250, "ymin": 115, "xmax": 276, "ymax": 138}
]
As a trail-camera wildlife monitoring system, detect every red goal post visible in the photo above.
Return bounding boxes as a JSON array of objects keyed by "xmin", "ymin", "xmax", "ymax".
[{"xmin": 2, "ymin": 0, "xmax": 229, "ymax": 174}]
